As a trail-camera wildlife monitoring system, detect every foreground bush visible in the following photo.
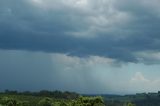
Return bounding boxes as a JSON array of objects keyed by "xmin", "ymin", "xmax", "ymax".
[
  {"xmin": 38, "ymin": 97, "xmax": 53, "ymax": 106},
  {"xmin": 73, "ymin": 96, "xmax": 105, "ymax": 106}
]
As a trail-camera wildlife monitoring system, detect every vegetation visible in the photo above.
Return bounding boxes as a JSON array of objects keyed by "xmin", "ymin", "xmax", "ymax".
[
  {"xmin": 0, "ymin": 90, "xmax": 105, "ymax": 106},
  {"xmin": 2, "ymin": 90, "xmax": 160, "ymax": 106},
  {"xmin": 102, "ymin": 91, "xmax": 160, "ymax": 106}
]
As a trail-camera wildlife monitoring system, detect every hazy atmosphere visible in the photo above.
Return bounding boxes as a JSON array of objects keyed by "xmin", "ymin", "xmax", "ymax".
[{"xmin": 1, "ymin": 0, "xmax": 160, "ymax": 94}]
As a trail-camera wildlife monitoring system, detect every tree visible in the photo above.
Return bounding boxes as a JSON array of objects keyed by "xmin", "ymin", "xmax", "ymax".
[
  {"xmin": 0, "ymin": 97, "xmax": 18, "ymax": 106},
  {"xmin": 124, "ymin": 102, "xmax": 136, "ymax": 106},
  {"xmin": 74, "ymin": 96, "xmax": 105, "ymax": 106},
  {"xmin": 38, "ymin": 97, "xmax": 53, "ymax": 106}
]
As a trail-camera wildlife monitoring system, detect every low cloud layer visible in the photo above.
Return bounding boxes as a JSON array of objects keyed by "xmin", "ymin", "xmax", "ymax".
[{"xmin": 1, "ymin": 0, "xmax": 160, "ymax": 63}]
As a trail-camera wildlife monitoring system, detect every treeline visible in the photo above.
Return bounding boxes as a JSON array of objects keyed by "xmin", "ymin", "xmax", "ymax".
[
  {"xmin": 1, "ymin": 90, "xmax": 79, "ymax": 99},
  {"xmin": 103, "ymin": 91, "xmax": 160, "ymax": 106},
  {"xmin": 0, "ymin": 95, "xmax": 105, "ymax": 106},
  {"xmin": 133, "ymin": 92, "xmax": 160, "ymax": 106},
  {"xmin": 0, "ymin": 90, "xmax": 138, "ymax": 106}
]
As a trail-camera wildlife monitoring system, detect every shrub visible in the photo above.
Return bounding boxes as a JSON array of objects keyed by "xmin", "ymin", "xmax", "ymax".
[{"xmin": 38, "ymin": 97, "xmax": 53, "ymax": 106}]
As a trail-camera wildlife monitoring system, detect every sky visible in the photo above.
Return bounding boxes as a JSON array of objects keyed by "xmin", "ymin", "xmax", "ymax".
[{"xmin": 0, "ymin": 0, "xmax": 160, "ymax": 94}]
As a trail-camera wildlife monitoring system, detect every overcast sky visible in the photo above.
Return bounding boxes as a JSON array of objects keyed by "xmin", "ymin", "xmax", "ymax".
[{"xmin": 0, "ymin": 0, "xmax": 160, "ymax": 94}]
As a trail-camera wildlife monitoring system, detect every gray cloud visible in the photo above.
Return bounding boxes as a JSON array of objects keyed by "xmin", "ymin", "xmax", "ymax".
[
  {"xmin": 0, "ymin": 50, "xmax": 117, "ymax": 93},
  {"xmin": 1, "ymin": 50, "xmax": 160, "ymax": 94},
  {"xmin": 1, "ymin": 0, "xmax": 160, "ymax": 63}
]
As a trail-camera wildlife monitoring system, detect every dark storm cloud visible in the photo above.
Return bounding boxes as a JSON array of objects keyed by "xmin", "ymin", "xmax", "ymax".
[{"xmin": 1, "ymin": 0, "xmax": 160, "ymax": 63}]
